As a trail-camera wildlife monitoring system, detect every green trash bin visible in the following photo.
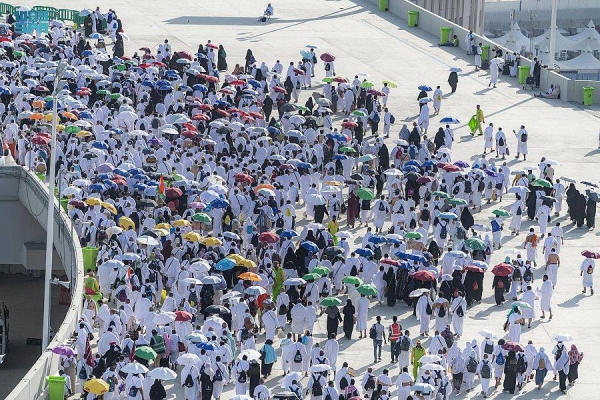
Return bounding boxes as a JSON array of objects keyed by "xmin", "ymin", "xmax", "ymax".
[
  {"xmin": 82, "ymin": 247, "xmax": 99, "ymax": 271},
  {"xmin": 440, "ymin": 27, "xmax": 452, "ymax": 44},
  {"xmin": 378, "ymin": 0, "xmax": 388, "ymax": 11},
  {"xmin": 407, "ymin": 11, "xmax": 419, "ymax": 27},
  {"xmin": 60, "ymin": 198, "xmax": 68, "ymax": 212},
  {"xmin": 37, "ymin": 173, "xmax": 46, "ymax": 182},
  {"xmin": 517, "ymin": 65, "xmax": 531, "ymax": 84},
  {"xmin": 481, "ymin": 45, "xmax": 490, "ymax": 61},
  {"xmin": 583, "ymin": 86, "xmax": 595, "ymax": 106},
  {"xmin": 46, "ymin": 376, "xmax": 66, "ymax": 400}
]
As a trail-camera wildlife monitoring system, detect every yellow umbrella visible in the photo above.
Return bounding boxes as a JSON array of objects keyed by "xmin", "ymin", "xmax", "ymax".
[
  {"xmin": 383, "ymin": 80, "xmax": 398, "ymax": 88},
  {"xmin": 324, "ymin": 180, "xmax": 342, "ymax": 186},
  {"xmin": 57, "ymin": 124, "xmax": 65, "ymax": 131},
  {"xmin": 44, "ymin": 113, "xmax": 54, "ymax": 122},
  {"xmin": 202, "ymin": 237, "xmax": 222, "ymax": 246},
  {"xmin": 172, "ymin": 219, "xmax": 191, "ymax": 227},
  {"xmin": 239, "ymin": 259, "xmax": 257, "ymax": 268},
  {"xmin": 119, "ymin": 216, "xmax": 135, "ymax": 230},
  {"xmin": 155, "ymin": 223, "xmax": 172, "ymax": 230},
  {"xmin": 183, "ymin": 231, "xmax": 203, "ymax": 242},
  {"xmin": 101, "ymin": 202, "xmax": 117, "ymax": 214},
  {"xmin": 83, "ymin": 378, "xmax": 109, "ymax": 395},
  {"xmin": 227, "ymin": 254, "xmax": 245, "ymax": 264},
  {"xmin": 152, "ymin": 228, "xmax": 170, "ymax": 237},
  {"xmin": 76, "ymin": 130, "xmax": 93, "ymax": 138},
  {"xmin": 85, "ymin": 197, "xmax": 102, "ymax": 206}
]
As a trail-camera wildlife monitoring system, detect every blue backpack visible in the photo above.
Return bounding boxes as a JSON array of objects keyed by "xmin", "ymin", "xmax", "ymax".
[
  {"xmin": 496, "ymin": 352, "xmax": 505, "ymax": 365},
  {"xmin": 371, "ymin": 112, "xmax": 380, "ymax": 123}
]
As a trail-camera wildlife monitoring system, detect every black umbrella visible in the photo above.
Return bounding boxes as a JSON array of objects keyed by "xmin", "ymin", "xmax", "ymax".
[
  {"xmin": 586, "ymin": 189, "xmax": 600, "ymax": 202},
  {"xmin": 344, "ymin": 179, "xmax": 358, "ymax": 185},
  {"xmin": 324, "ymin": 246, "xmax": 344, "ymax": 256},
  {"xmin": 82, "ymin": 153, "xmax": 98, "ymax": 159},
  {"xmin": 216, "ymin": 126, "xmax": 233, "ymax": 135},
  {"xmin": 205, "ymin": 305, "xmax": 230, "ymax": 315},
  {"xmin": 139, "ymin": 230, "xmax": 159, "ymax": 238},
  {"xmin": 541, "ymin": 195, "xmax": 556, "ymax": 202},
  {"xmin": 137, "ymin": 199, "xmax": 158, "ymax": 208},
  {"xmin": 405, "ymin": 171, "xmax": 422, "ymax": 181},
  {"xmin": 280, "ymin": 103, "xmax": 299, "ymax": 113},
  {"xmin": 582, "ymin": 181, "xmax": 599, "ymax": 188},
  {"xmin": 350, "ymin": 173, "xmax": 364, "ymax": 180}
]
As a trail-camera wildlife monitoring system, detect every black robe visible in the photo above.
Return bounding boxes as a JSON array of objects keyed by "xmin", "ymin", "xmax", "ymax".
[
  {"xmin": 503, "ymin": 356, "xmax": 518, "ymax": 394},
  {"xmin": 575, "ymin": 194, "xmax": 587, "ymax": 227},
  {"xmin": 460, "ymin": 208, "xmax": 474, "ymax": 231},
  {"xmin": 586, "ymin": 198, "xmax": 596, "ymax": 228},
  {"xmin": 342, "ymin": 304, "xmax": 355, "ymax": 339},
  {"xmin": 385, "ymin": 269, "xmax": 397, "ymax": 307},
  {"xmin": 378, "ymin": 144, "xmax": 390, "ymax": 170}
]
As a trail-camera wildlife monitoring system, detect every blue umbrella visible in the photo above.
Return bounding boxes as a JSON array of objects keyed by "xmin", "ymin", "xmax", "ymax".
[
  {"xmin": 418, "ymin": 85, "xmax": 432, "ymax": 91},
  {"xmin": 402, "ymin": 165, "xmax": 420, "ymax": 173},
  {"xmin": 241, "ymin": 94, "xmax": 254, "ymax": 100},
  {"xmin": 387, "ymin": 237, "xmax": 403, "ymax": 244},
  {"xmin": 110, "ymin": 128, "xmax": 124, "ymax": 135},
  {"xmin": 134, "ymin": 174, "xmax": 149, "ymax": 181},
  {"xmin": 210, "ymin": 199, "xmax": 230, "ymax": 209},
  {"xmin": 133, "ymin": 183, "xmax": 147, "ymax": 191},
  {"xmin": 92, "ymin": 141, "xmax": 109, "ymax": 150},
  {"xmin": 156, "ymin": 79, "xmax": 170, "ymax": 86},
  {"xmin": 454, "ymin": 161, "xmax": 470, "ymax": 168},
  {"xmin": 395, "ymin": 251, "xmax": 412, "ymax": 260},
  {"xmin": 267, "ymin": 126, "xmax": 281, "ymax": 135},
  {"xmin": 368, "ymin": 235, "xmax": 387, "ymax": 244},
  {"xmin": 157, "ymin": 85, "xmax": 172, "ymax": 91},
  {"xmin": 0, "ymin": 86, "xmax": 10, "ymax": 95},
  {"xmin": 215, "ymin": 258, "xmax": 236, "ymax": 271},
  {"xmin": 79, "ymin": 111, "xmax": 93, "ymax": 119},
  {"xmin": 421, "ymin": 160, "xmax": 435, "ymax": 168},
  {"xmin": 484, "ymin": 169, "xmax": 497, "ymax": 177},
  {"xmin": 82, "ymin": 50, "xmax": 93, "ymax": 56},
  {"xmin": 356, "ymin": 248, "xmax": 374, "ymax": 257},
  {"xmin": 164, "ymin": 70, "xmax": 179, "ymax": 77},
  {"xmin": 333, "ymin": 155, "xmax": 348, "ymax": 160},
  {"xmin": 128, "ymin": 168, "xmax": 144, "ymax": 175},
  {"xmin": 410, "ymin": 254, "xmax": 427, "ymax": 263},
  {"xmin": 102, "ymin": 179, "xmax": 118, "ymax": 189},
  {"xmin": 331, "ymin": 134, "xmax": 349, "ymax": 142},
  {"xmin": 197, "ymin": 342, "xmax": 214, "ymax": 351},
  {"xmin": 279, "ymin": 229, "xmax": 298, "ymax": 238},
  {"xmin": 97, "ymin": 173, "xmax": 114, "ymax": 180},
  {"xmin": 405, "ymin": 160, "xmax": 421, "ymax": 167},
  {"xmin": 214, "ymin": 100, "xmax": 231, "ymax": 107},
  {"xmin": 195, "ymin": 53, "xmax": 208, "ymax": 59},
  {"xmin": 440, "ymin": 117, "xmax": 460, "ymax": 124},
  {"xmin": 141, "ymin": 80, "xmax": 154, "ymax": 87},
  {"xmin": 89, "ymin": 183, "xmax": 104, "ymax": 191},
  {"xmin": 301, "ymin": 241, "xmax": 319, "ymax": 253},
  {"xmin": 297, "ymin": 162, "xmax": 313, "ymax": 169},
  {"xmin": 113, "ymin": 168, "xmax": 131, "ymax": 177},
  {"xmin": 438, "ymin": 212, "xmax": 458, "ymax": 220},
  {"xmin": 247, "ymin": 79, "xmax": 261, "ymax": 88},
  {"xmin": 193, "ymin": 84, "xmax": 208, "ymax": 92},
  {"xmin": 147, "ymin": 181, "xmax": 159, "ymax": 187}
]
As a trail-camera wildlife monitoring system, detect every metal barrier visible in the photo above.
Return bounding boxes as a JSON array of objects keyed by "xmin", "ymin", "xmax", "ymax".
[{"xmin": 32, "ymin": 6, "xmax": 58, "ymax": 20}]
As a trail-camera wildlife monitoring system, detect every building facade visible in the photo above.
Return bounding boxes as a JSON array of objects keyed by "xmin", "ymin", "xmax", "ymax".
[{"xmin": 412, "ymin": 0, "xmax": 485, "ymax": 34}]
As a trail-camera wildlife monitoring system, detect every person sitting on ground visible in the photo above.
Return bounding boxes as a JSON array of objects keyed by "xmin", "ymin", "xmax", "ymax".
[
  {"xmin": 535, "ymin": 84, "xmax": 560, "ymax": 99},
  {"xmin": 264, "ymin": 3, "xmax": 274, "ymax": 20},
  {"xmin": 440, "ymin": 34, "xmax": 459, "ymax": 47}
]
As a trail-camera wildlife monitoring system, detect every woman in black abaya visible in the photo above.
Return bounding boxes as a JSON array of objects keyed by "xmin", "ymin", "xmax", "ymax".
[
  {"xmin": 586, "ymin": 197, "xmax": 596, "ymax": 229},
  {"xmin": 503, "ymin": 351, "xmax": 518, "ymax": 394},
  {"xmin": 525, "ymin": 189, "xmax": 537, "ymax": 220},
  {"xmin": 575, "ymin": 193, "xmax": 587, "ymax": 227},
  {"xmin": 566, "ymin": 183, "xmax": 578, "ymax": 222},
  {"xmin": 384, "ymin": 268, "xmax": 397, "ymax": 307},
  {"xmin": 342, "ymin": 300, "xmax": 356, "ymax": 339},
  {"xmin": 326, "ymin": 305, "xmax": 342, "ymax": 337}
]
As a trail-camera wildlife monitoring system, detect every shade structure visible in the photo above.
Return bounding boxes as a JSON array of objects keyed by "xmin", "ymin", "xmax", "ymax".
[
  {"xmin": 493, "ymin": 22, "xmax": 531, "ymax": 53},
  {"xmin": 559, "ymin": 51, "xmax": 600, "ymax": 71}
]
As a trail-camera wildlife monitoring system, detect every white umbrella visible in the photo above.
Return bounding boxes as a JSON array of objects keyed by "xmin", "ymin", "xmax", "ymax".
[
  {"xmin": 409, "ymin": 288, "xmax": 430, "ymax": 298},
  {"xmin": 478, "ymin": 329, "xmax": 498, "ymax": 339},
  {"xmin": 148, "ymin": 367, "xmax": 177, "ymax": 380},
  {"xmin": 230, "ymin": 396, "xmax": 253, "ymax": 400},
  {"xmin": 471, "ymin": 223, "xmax": 491, "ymax": 232},
  {"xmin": 137, "ymin": 236, "xmax": 159, "ymax": 246},
  {"xmin": 201, "ymin": 276, "xmax": 222, "ymax": 285},
  {"xmin": 121, "ymin": 362, "xmax": 149, "ymax": 374},
  {"xmin": 559, "ymin": 176, "xmax": 576, "ymax": 183},
  {"xmin": 178, "ymin": 353, "xmax": 201, "ymax": 365},
  {"xmin": 280, "ymin": 372, "xmax": 302, "ymax": 389},
  {"xmin": 440, "ymin": 274, "xmax": 453, "ymax": 282},
  {"xmin": 189, "ymin": 260, "xmax": 211, "ymax": 274},
  {"xmin": 181, "ymin": 278, "xmax": 202, "ymax": 285},
  {"xmin": 62, "ymin": 187, "xmax": 82, "ymax": 196},
  {"xmin": 289, "ymin": 115, "xmax": 306, "ymax": 124},
  {"xmin": 245, "ymin": 286, "xmax": 266, "ymax": 295},
  {"xmin": 154, "ymin": 312, "xmax": 176, "ymax": 325},
  {"xmin": 308, "ymin": 364, "xmax": 331, "ymax": 373},
  {"xmin": 421, "ymin": 363, "xmax": 444, "ymax": 371},
  {"xmin": 184, "ymin": 332, "xmax": 207, "ymax": 344},
  {"xmin": 283, "ymin": 278, "xmax": 306, "ymax": 286},
  {"xmin": 507, "ymin": 186, "xmax": 530, "ymax": 194},
  {"xmin": 221, "ymin": 291, "xmax": 242, "ymax": 301},
  {"xmin": 237, "ymin": 349, "xmax": 262, "ymax": 361},
  {"xmin": 105, "ymin": 226, "xmax": 123, "ymax": 238},
  {"xmin": 419, "ymin": 355, "xmax": 442, "ymax": 363},
  {"xmin": 395, "ymin": 139, "xmax": 409, "ymax": 146},
  {"xmin": 306, "ymin": 194, "xmax": 326, "ymax": 205},
  {"xmin": 551, "ymin": 334, "xmax": 574, "ymax": 342},
  {"xmin": 119, "ymin": 111, "xmax": 137, "ymax": 121},
  {"xmin": 412, "ymin": 383, "xmax": 435, "ymax": 394},
  {"xmin": 384, "ymin": 168, "xmax": 403, "ymax": 176},
  {"xmin": 336, "ymin": 231, "xmax": 353, "ymax": 239}
]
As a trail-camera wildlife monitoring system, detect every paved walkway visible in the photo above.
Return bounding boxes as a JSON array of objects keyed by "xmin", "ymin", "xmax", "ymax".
[{"xmin": 15, "ymin": 0, "xmax": 600, "ymax": 398}]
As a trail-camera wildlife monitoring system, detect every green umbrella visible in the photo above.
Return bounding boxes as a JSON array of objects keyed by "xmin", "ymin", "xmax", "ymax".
[
  {"xmin": 97, "ymin": 89, "xmax": 110, "ymax": 95},
  {"xmin": 492, "ymin": 209, "xmax": 510, "ymax": 217},
  {"xmin": 342, "ymin": 276, "xmax": 363, "ymax": 285},
  {"xmin": 360, "ymin": 81, "xmax": 374, "ymax": 88},
  {"xmin": 192, "ymin": 212, "xmax": 212, "ymax": 223},
  {"xmin": 65, "ymin": 125, "xmax": 81, "ymax": 134},
  {"xmin": 111, "ymin": 64, "xmax": 126, "ymax": 71},
  {"xmin": 135, "ymin": 346, "xmax": 157, "ymax": 360},
  {"xmin": 358, "ymin": 154, "xmax": 376, "ymax": 163},
  {"xmin": 464, "ymin": 238, "xmax": 487, "ymax": 251},
  {"xmin": 356, "ymin": 188, "xmax": 375, "ymax": 200},
  {"xmin": 405, "ymin": 232, "xmax": 423, "ymax": 239},
  {"xmin": 431, "ymin": 191, "xmax": 450, "ymax": 199},
  {"xmin": 110, "ymin": 93, "xmax": 123, "ymax": 100},
  {"xmin": 322, "ymin": 77, "xmax": 334, "ymax": 83},
  {"xmin": 532, "ymin": 179, "xmax": 552, "ymax": 188},
  {"xmin": 297, "ymin": 105, "xmax": 309, "ymax": 112},
  {"xmin": 339, "ymin": 146, "xmax": 356, "ymax": 153},
  {"xmin": 357, "ymin": 283, "xmax": 378, "ymax": 296},
  {"xmin": 302, "ymin": 273, "xmax": 321, "ymax": 281},
  {"xmin": 320, "ymin": 297, "xmax": 342, "ymax": 307},
  {"xmin": 352, "ymin": 110, "xmax": 367, "ymax": 117},
  {"xmin": 311, "ymin": 266, "xmax": 331, "ymax": 276},
  {"xmin": 44, "ymin": 95, "xmax": 53, "ymax": 102},
  {"xmin": 13, "ymin": 50, "xmax": 24, "ymax": 58},
  {"xmin": 447, "ymin": 197, "xmax": 468, "ymax": 206},
  {"xmin": 511, "ymin": 301, "xmax": 532, "ymax": 309}
]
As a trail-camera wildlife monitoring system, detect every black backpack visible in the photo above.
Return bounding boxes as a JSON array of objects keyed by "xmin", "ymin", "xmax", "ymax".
[
  {"xmin": 425, "ymin": 302, "xmax": 432, "ymax": 315},
  {"xmin": 369, "ymin": 324, "xmax": 377, "ymax": 339},
  {"xmin": 478, "ymin": 180, "xmax": 485, "ymax": 192},
  {"xmin": 183, "ymin": 374, "xmax": 194, "ymax": 388},
  {"xmin": 311, "ymin": 376, "xmax": 323, "ymax": 396},
  {"xmin": 521, "ymin": 133, "xmax": 528, "ymax": 142},
  {"xmin": 484, "ymin": 342, "xmax": 494, "ymax": 355},
  {"xmin": 421, "ymin": 209, "xmax": 430, "ymax": 222},
  {"xmin": 438, "ymin": 305, "xmax": 446, "ymax": 318},
  {"xmin": 456, "ymin": 227, "xmax": 465, "ymax": 240},
  {"xmin": 237, "ymin": 369, "xmax": 247, "ymax": 383},
  {"xmin": 213, "ymin": 366, "xmax": 223, "ymax": 381},
  {"xmin": 516, "ymin": 354, "xmax": 527, "ymax": 373},
  {"xmin": 512, "ymin": 267, "xmax": 522, "ymax": 280},
  {"xmin": 278, "ymin": 303, "xmax": 287, "ymax": 315},
  {"xmin": 275, "ymin": 217, "xmax": 284, "ymax": 228},
  {"xmin": 453, "ymin": 185, "xmax": 460, "ymax": 195},
  {"xmin": 293, "ymin": 348, "xmax": 303, "ymax": 363},
  {"xmin": 440, "ymin": 223, "xmax": 448, "ymax": 239},
  {"xmin": 400, "ymin": 336, "xmax": 410, "ymax": 351},
  {"xmin": 379, "ymin": 202, "xmax": 386, "ymax": 212},
  {"xmin": 498, "ymin": 136, "xmax": 505, "ymax": 147},
  {"xmin": 364, "ymin": 374, "xmax": 376, "ymax": 390},
  {"xmin": 409, "ymin": 218, "xmax": 417, "ymax": 229},
  {"xmin": 467, "ymin": 356, "xmax": 478, "ymax": 373},
  {"xmin": 464, "ymin": 181, "xmax": 472, "ymax": 193},
  {"xmin": 523, "ymin": 267, "xmax": 533, "ymax": 282},
  {"xmin": 481, "ymin": 360, "xmax": 491, "ymax": 379},
  {"xmin": 555, "ymin": 345, "xmax": 564, "ymax": 361}
]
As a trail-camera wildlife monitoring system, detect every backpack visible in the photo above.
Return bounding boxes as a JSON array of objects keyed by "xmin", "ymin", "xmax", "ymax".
[
  {"xmin": 421, "ymin": 209, "xmax": 430, "ymax": 222},
  {"xmin": 293, "ymin": 348, "xmax": 303, "ymax": 363},
  {"xmin": 312, "ymin": 376, "xmax": 323, "ymax": 396},
  {"xmin": 425, "ymin": 302, "xmax": 432, "ymax": 315},
  {"xmin": 464, "ymin": 180, "xmax": 472, "ymax": 193},
  {"xmin": 116, "ymin": 288, "xmax": 127, "ymax": 302},
  {"xmin": 452, "ymin": 186, "xmax": 460, "ymax": 195},
  {"xmin": 496, "ymin": 279, "xmax": 505, "ymax": 289},
  {"xmin": 128, "ymin": 386, "xmax": 139, "ymax": 397},
  {"xmin": 516, "ymin": 354, "xmax": 527, "ymax": 373},
  {"xmin": 183, "ymin": 373, "xmax": 194, "ymax": 388},
  {"xmin": 409, "ymin": 218, "xmax": 416, "ymax": 229},
  {"xmin": 78, "ymin": 364, "xmax": 87, "ymax": 379},
  {"xmin": 478, "ymin": 180, "xmax": 485, "ymax": 192},
  {"xmin": 587, "ymin": 265, "xmax": 594, "ymax": 274},
  {"xmin": 443, "ymin": 332, "xmax": 453, "ymax": 348},
  {"xmin": 440, "ymin": 223, "xmax": 448, "ymax": 239},
  {"xmin": 278, "ymin": 303, "xmax": 287, "ymax": 315},
  {"xmin": 456, "ymin": 227, "xmax": 465, "ymax": 240},
  {"xmin": 241, "ymin": 329, "xmax": 250, "ymax": 341},
  {"xmin": 371, "ymin": 113, "xmax": 380, "ymax": 124},
  {"xmin": 484, "ymin": 342, "xmax": 493, "ymax": 355},
  {"xmin": 378, "ymin": 202, "xmax": 386, "ymax": 212},
  {"xmin": 151, "ymin": 118, "xmax": 160, "ymax": 129},
  {"xmin": 400, "ymin": 336, "xmax": 410, "ymax": 351},
  {"xmin": 248, "ymin": 361, "xmax": 260, "ymax": 376},
  {"xmin": 467, "ymin": 356, "xmax": 478, "ymax": 373},
  {"xmin": 512, "ymin": 267, "xmax": 522, "ymax": 281},
  {"xmin": 122, "ymin": 344, "xmax": 131, "ymax": 356},
  {"xmin": 390, "ymin": 114, "xmax": 396, "ymax": 124},
  {"xmin": 237, "ymin": 369, "xmax": 247, "ymax": 383},
  {"xmin": 339, "ymin": 376, "xmax": 349, "ymax": 390},
  {"xmin": 481, "ymin": 360, "xmax": 492, "ymax": 379},
  {"xmin": 325, "ymin": 63, "xmax": 330, "ymax": 71},
  {"xmin": 498, "ymin": 136, "xmax": 505, "ymax": 147},
  {"xmin": 369, "ymin": 324, "xmax": 377, "ymax": 339},
  {"xmin": 539, "ymin": 357, "xmax": 547, "ymax": 370},
  {"xmin": 456, "ymin": 304, "xmax": 464, "ymax": 318},
  {"xmin": 438, "ymin": 305, "xmax": 446, "ymax": 318},
  {"xmin": 144, "ymin": 284, "xmax": 153, "ymax": 299},
  {"xmin": 555, "ymin": 345, "xmax": 564, "ymax": 361},
  {"xmin": 395, "ymin": 148, "xmax": 403, "ymax": 159},
  {"xmin": 521, "ymin": 133, "xmax": 528, "ymax": 142},
  {"xmin": 496, "ymin": 351, "xmax": 505, "ymax": 365},
  {"xmin": 364, "ymin": 374, "xmax": 376, "ymax": 390},
  {"xmin": 214, "ymin": 366, "xmax": 223, "ymax": 381},
  {"xmin": 275, "ymin": 216, "xmax": 284, "ymax": 228}
]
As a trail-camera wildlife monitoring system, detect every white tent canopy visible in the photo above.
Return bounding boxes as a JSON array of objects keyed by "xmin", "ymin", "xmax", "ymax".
[
  {"xmin": 534, "ymin": 29, "xmax": 576, "ymax": 52},
  {"xmin": 566, "ymin": 37, "xmax": 600, "ymax": 53},
  {"xmin": 558, "ymin": 50, "xmax": 600, "ymax": 71},
  {"xmin": 494, "ymin": 22, "xmax": 531, "ymax": 53},
  {"xmin": 568, "ymin": 20, "xmax": 600, "ymax": 43}
]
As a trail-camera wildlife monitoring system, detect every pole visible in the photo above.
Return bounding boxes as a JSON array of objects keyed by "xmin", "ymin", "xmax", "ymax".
[
  {"xmin": 549, "ymin": 0, "xmax": 558, "ymax": 69},
  {"xmin": 42, "ymin": 63, "xmax": 66, "ymax": 352}
]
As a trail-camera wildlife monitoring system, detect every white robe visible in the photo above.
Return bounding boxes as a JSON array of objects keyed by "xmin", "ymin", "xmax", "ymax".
[
  {"xmin": 581, "ymin": 258, "xmax": 595, "ymax": 287},
  {"xmin": 356, "ymin": 296, "xmax": 370, "ymax": 331},
  {"xmin": 538, "ymin": 280, "xmax": 553, "ymax": 312}
]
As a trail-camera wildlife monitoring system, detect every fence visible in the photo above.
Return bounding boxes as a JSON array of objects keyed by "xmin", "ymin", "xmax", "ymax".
[{"xmin": 0, "ymin": 2, "xmax": 81, "ymax": 27}]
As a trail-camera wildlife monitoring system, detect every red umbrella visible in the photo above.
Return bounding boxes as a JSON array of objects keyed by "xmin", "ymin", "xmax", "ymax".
[
  {"xmin": 153, "ymin": 61, "xmax": 166, "ymax": 67},
  {"xmin": 259, "ymin": 232, "xmax": 279, "ymax": 243},
  {"xmin": 165, "ymin": 187, "xmax": 183, "ymax": 198},
  {"xmin": 230, "ymin": 80, "xmax": 246, "ymax": 86},
  {"xmin": 436, "ymin": 162, "xmax": 451, "ymax": 168},
  {"xmin": 320, "ymin": 53, "xmax": 336, "ymax": 62},
  {"xmin": 502, "ymin": 341, "xmax": 524, "ymax": 352},
  {"xmin": 198, "ymin": 104, "xmax": 213, "ymax": 111},
  {"xmin": 203, "ymin": 75, "xmax": 219, "ymax": 83},
  {"xmin": 412, "ymin": 270, "xmax": 436, "ymax": 282},
  {"xmin": 582, "ymin": 250, "xmax": 600, "ymax": 259},
  {"xmin": 416, "ymin": 176, "xmax": 435, "ymax": 184},
  {"xmin": 442, "ymin": 164, "xmax": 461, "ymax": 172},
  {"xmin": 69, "ymin": 199, "xmax": 85, "ymax": 207},
  {"xmin": 214, "ymin": 109, "xmax": 230, "ymax": 118},
  {"xmin": 220, "ymin": 88, "xmax": 235, "ymax": 95},
  {"xmin": 242, "ymin": 115, "xmax": 255, "ymax": 123},
  {"xmin": 192, "ymin": 113, "xmax": 210, "ymax": 121},
  {"xmin": 293, "ymin": 68, "xmax": 306, "ymax": 75},
  {"xmin": 182, "ymin": 122, "xmax": 197, "ymax": 131},
  {"xmin": 492, "ymin": 263, "xmax": 513, "ymax": 276},
  {"xmin": 175, "ymin": 51, "xmax": 192, "ymax": 60},
  {"xmin": 31, "ymin": 135, "xmax": 50, "ymax": 145},
  {"xmin": 139, "ymin": 47, "xmax": 150, "ymax": 52},
  {"xmin": 0, "ymin": 37, "xmax": 12, "ymax": 43},
  {"xmin": 227, "ymin": 107, "xmax": 242, "ymax": 114},
  {"xmin": 333, "ymin": 76, "xmax": 348, "ymax": 83},
  {"xmin": 206, "ymin": 43, "xmax": 218, "ymax": 49},
  {"xmin": 174, "ymin": 310, "xmax": 193, "ymax": 321},
  {"xmin": 279, "ymin": 164, "xmax": 296, "ymax": 170},
  {"xmin": 33, "ymin": 85, "xmax": 49, "ymax": 92},
  {"xmin": 367, "ymin": 89, "xmax": 386, "ymax": 97},
  {"xmin": 464, "ymin": 265, "xmax": 484, "ymax": 273},
  {"xmin": 139, "ymin": 63, "xmax": 151, "ymax": 69},
  {"xmin": 234, "ymin": 173, "xmax": 254, "ymax": 184},
  {"xmin": 273, "ymin": 86, "xmax": 287, "ymax": 94},
  {"xmin": 342, "ymin": 121, "xmax": 358, "ymax": 128},
  {"xmin": 380, "ymin": 258, "xmax": 401, "ymax": 267},
  {"xmin": 249, "ymin": 111, "xmax": 264, "ymax": 119},
  {"xmin": 182, "ymin": 130, "xmax": 197, "ymax": 138}
]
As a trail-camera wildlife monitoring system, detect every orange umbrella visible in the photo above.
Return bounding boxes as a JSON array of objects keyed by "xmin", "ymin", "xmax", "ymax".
[
  {"xmin": 254, "ymin": 183, "xmax": 275, "ymax": 193},
  {"xmin": 238, "ymin": 272, "xmax": 262, "ymax": 282},
  {"xmin": 61, "ymin": 111, "xmax": 78, "ymax": 120},
  {"xmin": 30, "ymin": 112, "xmax": 44, "ymax": 120},
  {"xmin": 32, "ymin": 100, "xmax": 45, "ymax": 108}
]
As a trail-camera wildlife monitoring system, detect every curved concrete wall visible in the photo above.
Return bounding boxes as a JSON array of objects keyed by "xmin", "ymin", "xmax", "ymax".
[{"xmin": 0, "ymin": 166, "xmax": 84, "ymax": 400}]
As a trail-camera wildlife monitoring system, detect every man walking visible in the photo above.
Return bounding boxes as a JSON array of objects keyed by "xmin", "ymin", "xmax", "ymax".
[{"xmin": 370, "ymin": 315, "xmax": 387, "ymax": 363}]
